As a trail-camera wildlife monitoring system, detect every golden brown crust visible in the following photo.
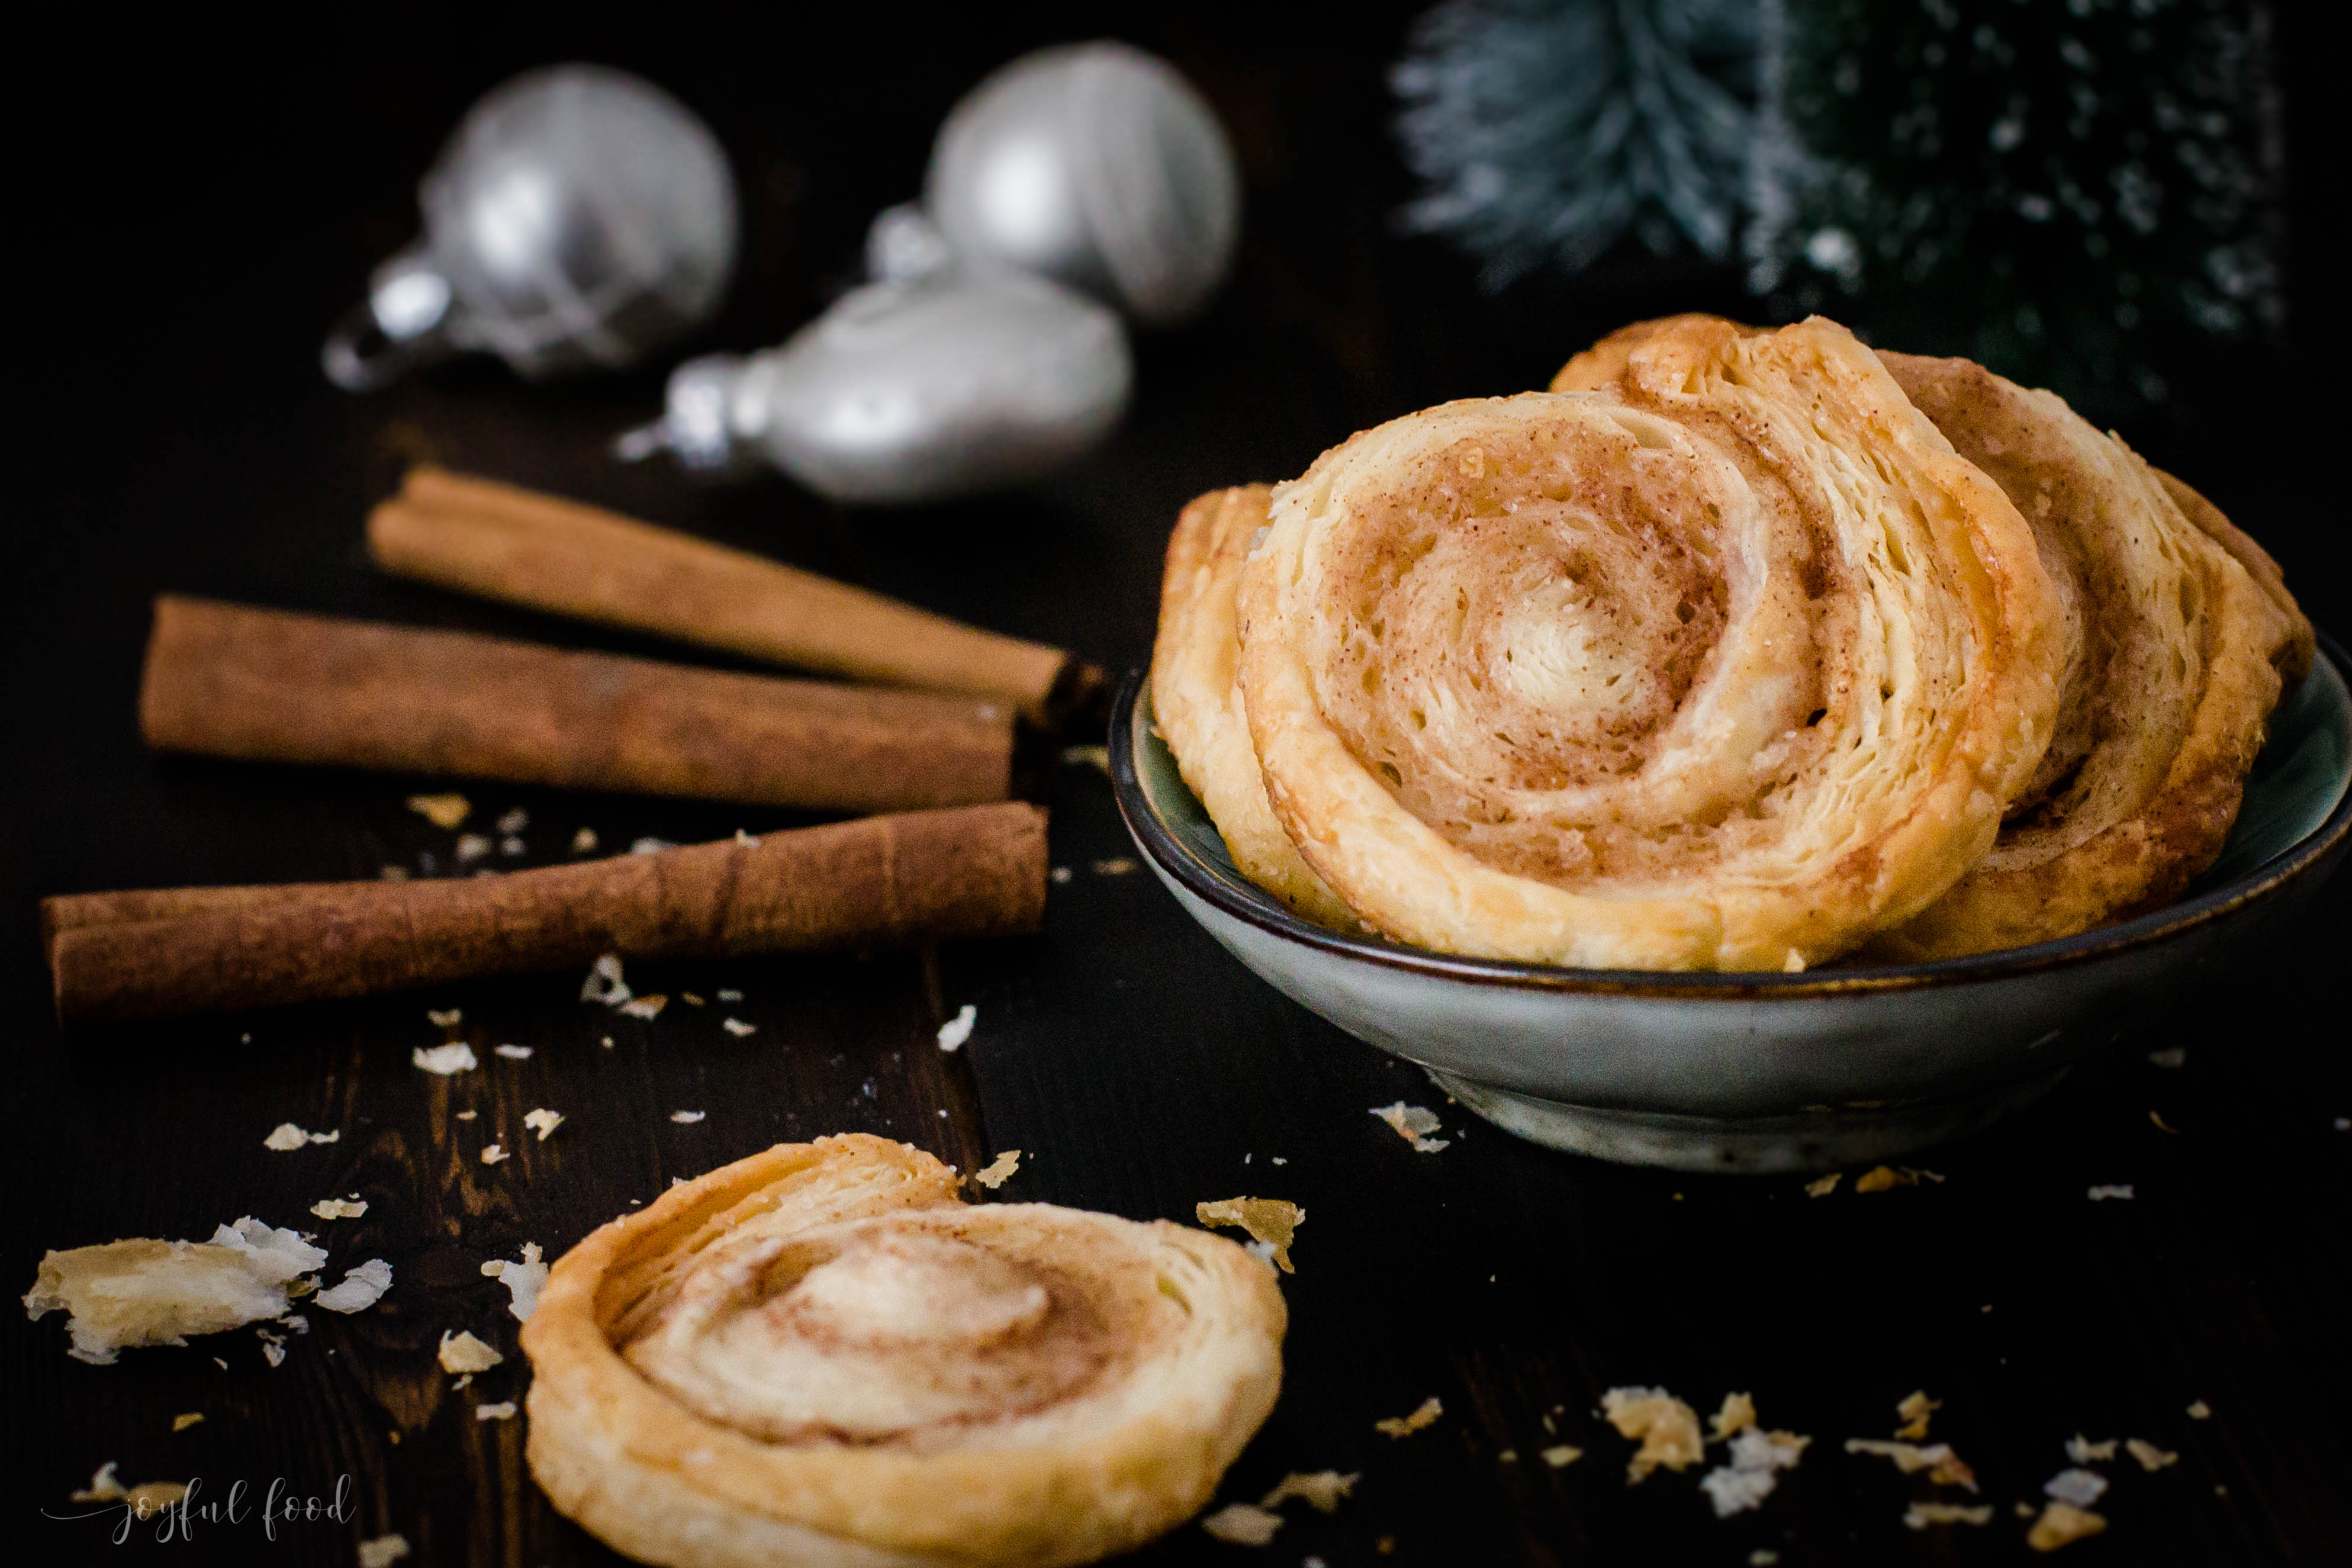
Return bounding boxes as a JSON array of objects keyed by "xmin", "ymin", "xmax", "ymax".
[
  {"xmin": 1231, "ymin": 317, "xmax": 2062, "ymax": 969},
  {"xmin": 2150, "ymin": 469, "xmax": 2314, "ymax": 684},
  {"xmin": 1151, "ymin": 487, "xmax": 1358, "ymax": 927},
  {"xmin": 1864, "ymin": 353, "xmax": 2302, "ymax": 958},
  {"xmin": 521, "ymin": 1135, "xmax": 1285, "ymax": 1568}
]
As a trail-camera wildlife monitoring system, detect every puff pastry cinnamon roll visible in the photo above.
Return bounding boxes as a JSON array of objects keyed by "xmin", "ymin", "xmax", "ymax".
[
  {"xmin": 1236, "ymin": 315, "xmax": 2062, "ymax": 970},
  {"xmin": 521, "ymin": 1135, "xmax": 1284, "ymax": 1568},
  {"xmin": 1858, "ymin": 353, "xmax": 2308, "ymax": 958}
]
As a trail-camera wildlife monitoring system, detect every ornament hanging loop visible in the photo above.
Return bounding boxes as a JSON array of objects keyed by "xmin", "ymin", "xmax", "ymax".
[{"xmin": 323, "ymin": 244, "xmax": 459, "ymax": 391}]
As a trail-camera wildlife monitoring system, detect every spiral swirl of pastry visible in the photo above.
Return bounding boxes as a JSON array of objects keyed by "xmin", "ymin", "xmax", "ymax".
[
  {"xmin": 522, "ymin": 1135, "xmax": 1284, "ymax": 1568},
  {"xmin": 1154, "ymin": 485, "xmax": 1357, "ymax": 927},
  {"xmin": 1234, "ymin": 315, "xmax": 2062, "ymax": 970},
  {"xmin": 1856, "ymin": 353, "xmax": 2307, "ymax": 957}
]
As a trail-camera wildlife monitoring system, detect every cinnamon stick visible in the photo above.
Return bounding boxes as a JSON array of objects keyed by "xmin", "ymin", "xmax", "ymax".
[
  {"xmin": 369, "ymin": 466, "xmax": 1103, "ymax": 726},
  {"xmin": 139, "ymin": 597, "xmax": 1013, "ymax": 813},
  {"xmin": 43, "ymin": 802, "xmax": 1047, "ymax": 1025}
]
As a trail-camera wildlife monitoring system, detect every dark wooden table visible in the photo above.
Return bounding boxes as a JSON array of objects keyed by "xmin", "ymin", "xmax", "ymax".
[{"xmin": 9, "ymin": 11, "xmax": 2350, "ymax": 1566}]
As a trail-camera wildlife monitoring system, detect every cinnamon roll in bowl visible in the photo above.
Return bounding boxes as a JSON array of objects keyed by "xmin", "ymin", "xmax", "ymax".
[{"xmin": 1232, "ymin": 316, "xmax": 2063, "ymax": 970}]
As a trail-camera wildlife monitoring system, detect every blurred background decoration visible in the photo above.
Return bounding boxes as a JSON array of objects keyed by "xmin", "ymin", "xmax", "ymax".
[
  {"xmin": 1392, "ymin": 0, "xmax": 1763, "ymax": 286},
  {"xmin": 1393, "ymin": 0, "xmax": 2286, "ymax": 421},
  {"xmin": 619, "ymin": 41, "xmax": 1234, "ymax": 502},
  {"xmin": 322, "ymin": 66, "xmax": 739, "ymax": 392}
]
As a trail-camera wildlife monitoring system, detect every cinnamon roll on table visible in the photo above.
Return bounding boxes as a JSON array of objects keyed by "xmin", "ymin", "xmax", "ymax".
[{"xmin": 522, "ymin": 1135, "xmax": 1284, "ymax": 1567}]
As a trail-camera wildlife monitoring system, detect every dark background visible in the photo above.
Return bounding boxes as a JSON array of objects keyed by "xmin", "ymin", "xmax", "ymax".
[{"xmin": 7, "ymin": 6, "xmax": 2347, "ymax": 1566}]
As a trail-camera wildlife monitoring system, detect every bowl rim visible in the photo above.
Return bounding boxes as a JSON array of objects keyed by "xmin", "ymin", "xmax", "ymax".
[{"xmin": 1110, "ymin": 630, "xmax": 2352, "ymax": 1000}]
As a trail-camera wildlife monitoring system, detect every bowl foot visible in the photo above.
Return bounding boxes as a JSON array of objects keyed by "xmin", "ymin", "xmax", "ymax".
[{"xmin": 1428, "ymin": 1067, "xmax": 2071, "ymax": 1174}]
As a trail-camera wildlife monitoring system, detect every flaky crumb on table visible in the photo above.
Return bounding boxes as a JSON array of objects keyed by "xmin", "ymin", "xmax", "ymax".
[
  {"xmin": 1260, "ymin": 1470, "xmax": 1358, "ymax": 1513},
  {"xmin": 2026, "ymin": 1501, "xmax": 2107, "ymax": 1551},
  {"xmin": 1200, "ymin": 1502, "xmax": 1283, "ymax": 1545},
  {"xmin": 1375, "ymin": 1397, "xmax": 1443, "ymax": 1439},
  {"xmin": 436, "ymin": 1329, "xmax": 503, "ymax": 1374},
  {"xmin": 1602, "ymin": 1387, "xmax": 1705, "ymax": 1482},
  {"xmin": 1844, "ymin": 1438, "xmax": 1978, "ymax": 1490},
  {"xmin": 1195, "ymin": 1197, "xmax": 1303, "ymax": 1272}
]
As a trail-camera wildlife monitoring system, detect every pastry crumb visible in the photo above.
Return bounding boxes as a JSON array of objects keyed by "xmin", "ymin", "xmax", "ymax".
[
  {"xmin": 1711, "ymin": 1392, "xmax": 1756, "ymax": 1438},
  {"xmin": 481, "ymin": 1243, "xmax": 547, "ymax": 1322},
  {"xmin": 427, "ymin": 1007, "xmax": 462, "ymax": 1027},
  {"xmin": 455, "ymin": 1110, "xmax": 478, "ymax": 1121},
  {"xmin": 25, "ymin": 1218, "xmax": 329, "ymax": 1364},
  {"xmin": 937, "ymin": 1004, "xmax": 976, "ymax": 1052},
  {"xmin": 310, "ymin": 1198, "xmax": 367, "ymax": 1221},
  {"xmin": 1701, "ymin": 1425, "xmax": 1810, "ymax": 1517},
  {"xmin": 496, "ymin": 808, "xmax": 528, "ymax": 835},
  {"xmin": 1844, "ymin": 1438, "xmax": 1978, "ymax": 1490},
  {"xmin": 1063, "ymin": 744, "xmax": 1112, "ymax": 773},
  {"xmin": 2026, "ymin": 1501, "xmax": 2106, "ymax": 1551},
  {"xmin": 2150, "ymin": 1110, "xmax": 2179, "ymax": 1133},
  {"xmin": 1855, "ymin": 1165, "xmax": 1943, "ymax": 1193},
  {"xmin": 2147, "ymin": 1047, "xmax": 2186, "ymax": 1069},
  {"xmin": 723, "ymin": 1018, "xmax": 756, "ymax": 1036},
  {"xmin": 357, "ymin": 1535, "xmax": 411, "ymax": 1568},
  {"xmin": 2186, "ymin": 1400, "xmax": 2211, "ymax": 1419},
  {"xmin": 1260, "ymin": 1470, "xmax": 1357, "ymax": 1513},
  {"xmin": 630, "ymin": 837, "xmax": 675, "ymax": 855},
  {"xmin": 1906, "ymin": 1501, "xmax": 1992, "ymax": 1529},
  {"xmin": 479, "ymin": 1144, "xmax": 508, "ymax": 1165},
  {"xmin": 1895, "ymin": 1390, "xmax": 1942, "ymax": 1441},
  {"xmin": 619, "ymin": 994, "xmax": 667, "ymax": 1020},
  {"xmin": 1370, "ymin": 1102, "xmax": 1449, "ymax": 1153},
  {"xmin": 2065, "ymin": 1435, "xmax": 2117, "ymax": 1464},
  {"xmin": 1200, "ymin": 1502, "xmax": 1283, "ymax": 1546},
  {"xmin": 1195, "ymin": 1197, "xmax": 1304, "ymax": 1272},
  {"xmin": 522, "ymin": 1109, "xmax": 563, "ymax": 1142},
  {"xmin": 971, "ymin": 1150, "xmax": 1022, "ymax": 1190},
  {"xmin": 171, "ymin": 1412, "xmax": 204, "ymax": 1432},
  {"xmin": 669, "ymin": 1110, "xmax": 705, "ymax": 1124},
  {"xmin": 412, "ymin": 1043, "xmax": 478, "ymax": 1076},
  {"xmin": 455, "ymin": 833, "xmax": 493, "ymax": 864},
  {"xmin": 1051, "ymin": 865, "xmax": 1074, "ymax": 883},
  {"xmin": 2087, "ymin": 1184, "xmax": 2134, "ymax": 1201},
  {"xmin": 1804, "ymin": 1172, "xmax": 1841, "ymax": 1196},
  {"xmin": 407, "ymin": 794, "xmax": 469, "ymax": 829},
  {"xmin": 581, "ymin": 954, "xmax": 632, "ymax": 1007},
  {"xmin": 1092, "ymin": 857, "xmax": 1139, "ymax": 875},
  {"xmin": 1603, "ymin": 1388, "xmax": 1705, "ymax": 1482},
  {"xmin": 1375, "ymin": 1396, "xmax": 1443, "ymax": 1438},
  {"xmin": 1541, "ymin": 1444, "xmax": 1582, "ymax": 1468},
  {"xmin": 315, "ymin": 1259, "xmax": 392, "ymax": 1313},
  {"xmin": 2126, "ymin": 1437, "xmax": 2179, "ymax": 1471},
  {"xmin": 474, "ymin": 1401, "xmax": 517, "ymax": 1421},
  {"xmin": 2044, "ymin": 1469, "xmax": 2108, "ymax": 1507},
  {"xmin": 263, "ymin": 1122, "xmax": 339, "ymax": 1150},
  {"xmin": 436, "ymin": 1329, "xmax": 502, "ymax": 1374},
  {"xmin": 494, "ymin": 1044, "xmax": 532, "ymax": 1060}
]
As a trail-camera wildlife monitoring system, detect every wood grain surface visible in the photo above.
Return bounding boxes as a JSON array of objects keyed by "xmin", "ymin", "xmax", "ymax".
[{"xmin": 8, "ymin": 9, "xmax": 2348, "ymax": 1566}]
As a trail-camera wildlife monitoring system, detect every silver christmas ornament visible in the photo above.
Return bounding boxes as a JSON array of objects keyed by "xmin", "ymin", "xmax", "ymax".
[
  {"xmin": 324, "ymin": 65, "xmax": 738, "ymax": 390},
  {"xmin": 618, "ymin": 271, "xmax": 1130, "ymax": 503},
  {"xmin": 925, "ymin": 41, "xmax": 1241, "ymax": 327}
]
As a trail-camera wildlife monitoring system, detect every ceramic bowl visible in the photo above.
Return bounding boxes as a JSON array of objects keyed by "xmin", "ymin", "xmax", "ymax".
[{"xmin": 1111, "ymin": 635, "xmax": 2352, "ymax": 1173}]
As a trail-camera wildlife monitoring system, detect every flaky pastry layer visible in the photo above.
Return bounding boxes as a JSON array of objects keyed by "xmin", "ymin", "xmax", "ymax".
[
  {"xmin": 1863, "ymin": 353, "xmax": 2305, "ymax": 957},
  {"xmin": 522, "ymin": 1134, "xmax": 1284, "ymax": 1568},
  {"xmin": 1152, "ymin": 486, "xmax": 1357, "ymax": 928}
]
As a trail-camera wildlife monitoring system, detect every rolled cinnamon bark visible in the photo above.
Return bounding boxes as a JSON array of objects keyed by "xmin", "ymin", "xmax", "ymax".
[
  {"xmin": 43, "ymin": 802, "xmax": 1047, "ymax": 1025},
  {"xmin": 369, "ymin": 467, "xmax": 1103, "ymax": 726},
  {"xmin": 139, "ymin": 597, "xmax": 1013, "ymax": 813}
]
